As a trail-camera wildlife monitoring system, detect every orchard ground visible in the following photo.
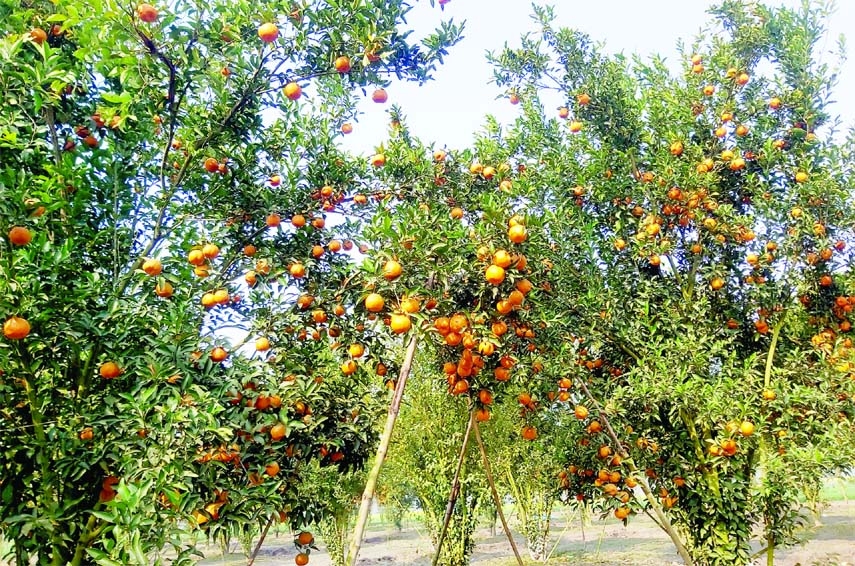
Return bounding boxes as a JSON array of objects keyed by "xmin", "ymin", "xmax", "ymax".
[{"xmin": 196, "ymin": 479, "xmax": 855, "ymax": 566}]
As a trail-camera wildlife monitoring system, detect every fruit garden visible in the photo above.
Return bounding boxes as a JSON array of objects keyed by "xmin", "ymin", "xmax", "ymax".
[{"xmin": 0, "ymin": 0, "xmax": 853, "ymax": 565}]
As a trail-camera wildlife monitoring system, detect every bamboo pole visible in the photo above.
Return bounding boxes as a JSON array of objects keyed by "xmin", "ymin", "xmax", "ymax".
[
  {"xmin": 347, "ymin": 335, "xmax": 418, "ymax": 566},
  {"xmin": 472, "ymin": 420, "xmax": 524, "ymax": 566},
  {"xmin": 431, "ymin": 410, "xmax": 475, "ymax": 566}
]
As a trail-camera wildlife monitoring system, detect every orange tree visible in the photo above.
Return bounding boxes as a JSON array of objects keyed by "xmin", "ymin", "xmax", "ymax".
[
  {"xmin": 342, "ymin": 108, "xmax": 568, "ymax": 565},
  {"xmin": 485, "ymin": 2, "xmax": 855, "ymax": 565},
  {"xmin": 0, "ymin": 0, "xmax": 460, "ymax": 563}
]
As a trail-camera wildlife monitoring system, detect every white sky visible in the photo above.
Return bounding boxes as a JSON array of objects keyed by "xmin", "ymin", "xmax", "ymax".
[{"xmin": 340, "ymin": 0, "xmax": 855, "ymax": 154}]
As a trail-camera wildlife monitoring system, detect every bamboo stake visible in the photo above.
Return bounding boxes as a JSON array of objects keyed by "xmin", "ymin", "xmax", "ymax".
[
  {"xmin": 347, "ymin": 335, "xmax": 419, "ymax": 566},
  {"xmin": 472, "ymin": 420, "xmax": 524, "ymax": 566},
  {"xmin": 575, "ymin": 379, "xmax": 695, "ymax": 565},
  {"xmin": 431, "ymin": 410, "xmax": 475, "ymax": 566}
]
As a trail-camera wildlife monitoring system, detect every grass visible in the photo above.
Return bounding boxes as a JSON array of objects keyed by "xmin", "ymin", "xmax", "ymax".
[{"xmin": 822, "ymin": 476, "xmax": 855, "ymax": 502}]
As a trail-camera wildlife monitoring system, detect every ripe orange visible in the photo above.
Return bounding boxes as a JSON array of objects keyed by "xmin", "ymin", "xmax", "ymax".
[
  {"xmin": 99, "ymin": 361, "xmax": 122, "ymax": 379},
  {"xmin": 264, "ymin": 461, "xmax": 280, "ymax": 477},
  {"xmin": 400, "ymin": 297, "xmax": 420, "ymax": 314},
  {"xmin": 574, "ymin": 405, "xmax": 589, "ymax": 420},
  {"xmin": 283, "ymin": 82, "xmax": 302, "ymax": 101},
  {"xmin": 710, "ymin": 277, "xmax": 725, "ymax": 291},
  {"xmin": 475, "ymin": 407, "xmax": 491, "ymax": 422},
  {"xmin": 341, "ymin": 123, "xmax": 353, "ymax": 134},
  {"xmin": 3, "ymin": 316, "xmax": 31, "ymax": 340},
  {"xmin": 795, "ymin": 171, "xmax": 809, "ymax": 183},
  {"xmin": 508, "ymin": 93, "xmax": 520, "ymax": 105},
  {"xmin": 295, "ymin": 553, "xmax": 310, "ymax": 566},
  {"xmin": 577, "ymin": 93, "xmax": 591, "ymax": 105},
  {"xmin": 141, "ymin": 258, "xmax": 162, "ymax": 276},
  {"xmin": 485, "ymin": 265, "xmax": 505, "ymax": 285},
  {"xmin": 390, "ymin": 313, "xmax": 411, "ymax": 334},
  {"xmin": 258, "ymin": 22, "xmax": 279, "ymax": 43},
  {"xmin": 508, "ymin": 224, "xmax": 527, "ymax": 244},
  {"xmin": 739, "ymin": 421, "xmax": 755, "ymax": 437},
  {"xmin": 558, "ymin": 107, "xmax": 570, "ymax": 119},
  {"xmin": 669, "ymin": 141, "xmax": 683, "ymax": 156},
  {"xmin": 255, "ymin": 337, "xmax": 270, "ymax": 351},
  {"xmin": 334, "ymin": 56, "xmax": 351, "ymax": 73},
  {"xmin": 289, "ymin": 262, "xmax": 306, "ymax": 278},
  {"xmin": 365, "ymin": 293, "xmax": 385, "ymax": 313},
  {"xmin": 515, "ymin": 279, "xmax": 533, "ymax": 294},
  {"xmin": 210, "ymin": 347, "xmax": 228, "ymax": 363},
  {"xmin": 493, "ymin": 250, "xmax": 513, "ymax": 269},
  {"xmin": 8, "ymin": 226, "xmax": 32, "ymax": 246},
  {"xmin": 29, "ymin": 27, "xmax": 48, "ymax": 44},
  {"xmin": 79, "ymin": 427, "xmax": 94, "ymax": 441},
  {"xmin": 202, "ymin": 243, "xmax": 219, "ymax": 259},
  {"xmin": 137, "ymin": 3, "xmax": 158, "ymax": 23},
  {"xmin": 521, "ymin": 426, "xmax": 538, "ymax": 441},
  {"xmin": 372, "ymin": 88, "xmax": 388, "ymax": 103},
  {"xmin": 383, "ymin": 260, "xmax": 402, "ymax": 280},
  {"xmin": 370, "ymin": 154, "xmax": 386, "ymax": 167},
  {"xmin": 449, "ymin": 314, "xmax": 468, "ymax": 333},
  {"xmin": 204, "ymin": 157, "xmax": 219, "ymax": 173},
  {"xmin": 569, "ymin": 121, "xmax": 583, "ymax": 133},
  {"xmin": 187, "ymin": 249, "xmax": 205, "ymax": 266},
  {"xmin": 769, "ymin": 97, "xmax": 782, "ymax": 110},
  {"xmin": 296, "ymin": 531, "xmax": 315, "ymax": 546},
  {"xmin": 155, "ymin": 281, "xmax": 173, "ymax": 298},
  {"xmin": 450, "ymin": 207, "xmax": 464, "ymax": 219}
]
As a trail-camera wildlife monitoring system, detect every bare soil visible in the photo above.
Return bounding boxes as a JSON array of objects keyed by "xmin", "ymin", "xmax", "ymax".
[{"xmin": 199, "ymin": 501, "xmax": 855, "ymax": 565}]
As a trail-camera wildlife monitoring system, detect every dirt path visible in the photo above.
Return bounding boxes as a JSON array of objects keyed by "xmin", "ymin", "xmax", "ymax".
[{"xmin": 198, "ymin": 501, "xmax": 855, "ymax": 565}]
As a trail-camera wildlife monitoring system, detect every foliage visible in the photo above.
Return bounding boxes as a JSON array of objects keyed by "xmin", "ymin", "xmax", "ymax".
[
  {"xmin": 0, "ymin": 0, "xmax": 461, "ymax": 563},
  {"xmin": 484, "ymin": 1, "xmax": 855, "ymax": 565}
]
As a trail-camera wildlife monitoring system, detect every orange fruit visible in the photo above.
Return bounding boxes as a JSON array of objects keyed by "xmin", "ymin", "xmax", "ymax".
[
  {"xmin": 137, "ymin": 3, "xmax": 158, "ymax": 23},
  {"xmin": 264, "ymin": 461, "xmax": 280, "ymax": 477},
  {"xmin": 142, "ymin": 258, "xmax": 162, "ymax": 276},
  {"xmin": 155, "ymin": 281, "xmax": 173, "ymax": 298},
  {"xmin": 99, "ymin": 361, "xmax": 122, "ymax": 379},
  {"xmin": 508, "ymin": 224, "xmax": 527, "ymax": 244},
  {"xmin": 210, "ymin": 347, "xmax": 228, "ymax": 363},
  {"xmin": 521, "ymin": 426, "xmax": 538, "ymax": 441},
  {"xmin": 341, "ymin": 360, "xmax": 357, "ymax": 375},
  {"xmin": 341, "ymin": 123, "xmax": 353, "ymax": 134},
  {"xmin": 204, "ymin": 157, "xmax": 219, "ymax": 173},
  {"xmin": 283, "ymin": 82, "xmax": 302, "ymax": 101},
  {"xmin": 450, "ymin": 207, "xmax": 464, "ymax": 219},
  {"xmin": 370, "ymin": 154, "xmax": 386, "ymax": 167},
  {"xmin": 296, "ymin": 531, "xmax": 315, "ymax": 546},
  {"xmin": 739, "ymin": 421, "xmax": 755, "ymax": 437},
  {"xmin": 334, "ymin": 55, "xmax": 351, "ymax": 73},
  {"xmin": 401, "ymin": 297, "xmax": 420, "ymax": 313},
  {"xmin": 289, "ymin": 262, "xmax": 306, "ymax": 278},
  {"xmin": 8, "ymin": 226, "xmax": 32, "ymax": 246},
  {"xmin": 255, "ymin": 337, "xmax": 270, "ymax": 351},
  {"xmin": 574, "ymin": 405, "xmax": 589, "ymax": 420},
  {"xmin": 258, "ymin": 22, "xmax": 279, "ymax": 43},
  {"xmin": 372, "ymin": 88, "xmax": 388, "ymax": 103},
  {"xmin": 266, "ymin": 213, "xmax": 281, "ymax": 227},
  {"xmin": 485, "ymin": 265, "xmax": 505, "ymax": 285},
  {"xmin": 295, "ymin": 553, "xmax": 309, "ymax": 566},
  {"xmin": 3, "ymin": 316, "xmax": 31, "ymax": 340},
  {"xmin": 348, "ymin": 343, "xmax": 365, "ymax": 358},
  {"xmin": 493, "ymin": 250, "xmax": 512, "ymax": 268},
  {"xmin": 187, "ymin": 249, "xmax": 205, "ymax": 266},
  {"xmin": 29, "ymin": 27, "xmax": 48, "ymax": 44},
  {"xmin": 383, "ymin": 260, "xmax": 403, "ymax": 280},
  {"xmin": 390, "ymin": 313, "xmax": 412, "ymax": 334},
  {"xmin": 202, "ymin": 243, "xmax": 219, "ymax": 259},
  {"xmin": 365, "ymin": 293, "xmax": 385, "ymax": 313}
]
